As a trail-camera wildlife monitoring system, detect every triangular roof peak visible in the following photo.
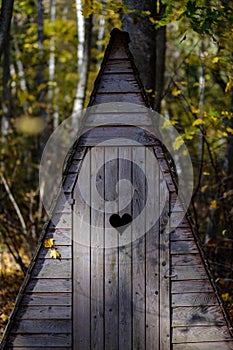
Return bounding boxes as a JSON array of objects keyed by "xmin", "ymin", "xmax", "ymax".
[{"xmin": 88, "ymin": 28, "xmax": 150, "ymax": 107}]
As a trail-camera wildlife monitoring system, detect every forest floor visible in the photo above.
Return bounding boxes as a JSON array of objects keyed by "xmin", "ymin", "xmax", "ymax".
[{"xmin": 0, "ymin": 252, "xmax": 24, "ymax": 341}]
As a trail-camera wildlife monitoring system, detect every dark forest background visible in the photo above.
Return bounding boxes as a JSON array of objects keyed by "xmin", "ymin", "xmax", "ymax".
[{"xmin": 1, "ymin": 0, "xmax": 233, "ymax": 338}]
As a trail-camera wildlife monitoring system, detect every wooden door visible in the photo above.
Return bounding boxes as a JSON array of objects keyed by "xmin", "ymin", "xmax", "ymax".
[{"xmin": 72, "ymin": 146, "xmax": 170, "ymax": 350}]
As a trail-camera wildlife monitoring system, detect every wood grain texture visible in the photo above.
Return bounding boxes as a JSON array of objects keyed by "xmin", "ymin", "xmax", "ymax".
[
  {"xmin": 31, "ymin": 259, "xmax": 71, "ymax": 278},
  {"xmin": 90, "ymin": 147, "xmax": 104, "ymax": 349},
  {"xmin": 172, "ymin": 326, "xmax": 232, "ymax": 343},
  {"xmin": 94, "ymin": 92, "xmax": 145, "ymax": 105},
  {"xmin": 172, "ymin": 293, "xmax": 219, "ymax": 307},
  {"xmin": 104, "ymin": 147, "xmax": 119, "ymax": 349},
  {"xmin": 104, "ymin": 59, "xmax": 133, "ymax": 73},
  {"xmin": 73, "ymin": 149, "xmax": 91, "ymax": 349},
  {"xmin": 171, "ymin": 241, "xmax": 198, "ymax": 255},
  {"xmin": 171, "ymin": 265, "xmax": 208, "ymax": 281},
  {"xmin": 21, "ymin": 293, "xmax": 71, "ymax": 306},
  {"xmin": 159, "ymin": 175, "xmax": 170, "ymax": 349},
  {"xmin": 78, "ymin": 126, "xmax": 156, "ymax": 147},
  {"xmin": 11, "ymin": 320, "xmax": 72, "ymax": 334},
  {"xmin": 172, "ymin": 280, "xmax": 213, "ymax": 294},
  {"xmin": 173, "ymin": 341, "xmax": 233, "ymax": 349},
  {"xmin": 170, "ymin": 228, "xmax": 193, "ymax": 241},
  {"xmin": 7, "ymin": 334, "xmax": 71, "ymax": 347},
  {"xmin": 145, "ymin": 150, "xmax": 160, "ymax": 350},
  {"xmin": 26, "ymin": 279, "xmax": 71, "ymax": 293},
  {"xmin": 132, "ymin": 147, "xmax": 146, "ymax": 350},
  {"xmin": 85, "ymin": 112, "xmax": 152, "ymax": 126},
  {"xmin": 172, "ymin": 306, "xmax": 226, "ymax": 327},
  {"xmin": 98, "ymin": 73, "xmax": 140, "ymax": 93},
  {"xmin": 15, "ymin": 306, "xmax": 71, "ymax": 320}
]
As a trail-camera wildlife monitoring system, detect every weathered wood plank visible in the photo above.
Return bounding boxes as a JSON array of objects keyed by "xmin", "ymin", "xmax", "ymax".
[
  {"xmin": 78, "ymin": 126, "xmax": 156, "ymax": 146},
  {"xmin": 171, "ymin": 241, "xmax": 198, "ymax": 255},
  {"xmin": 64, "ymin": 159, "xmax": 82, "ymax": 174},
  {"xmin": 132, "ymin": 147, "xmax": 146, "ymax": 350},
  {"xmin": 145, "ymin": 149, "xmax": 159, "ymax": 350},
  {"xmin": 172, "ymin": 254, "xmax": 203, "ymax": 266},
  {"xmin": 15, "ymin": 306, "xmax": 71, "ymax": 319},
  {"xmin": 73, "ymin": 150, "xmax": 91, "ymax": 349},
  {"xmin": 39, "ymin": 246, "xmax": 71, "ymax": 259},
  {"xmin": 10, "ymin": 348, "xmax": 71, "ymax": 350},
  {"xmin": 172, "ymin": 280, "xmax": 213, "ymax": 294},
  {"xmin": 7, "ymin": 334, "xmax": 71, "ymax": 347},
  {"xmin": 11, "ymin": 320, "xmax": 72, "ymax": 334},
  {"xmin": 62, "ymin": 173, "xmax": 77, "ymax": 192},
  {"xmin": 72, "ymin": 146, "xmax": 86, "ymax": 160},
  {"xmin": 45, "ymin": 228, "xmax": 72, "ymax": 245},
  {"xmin": 89, "ymin": 103, "xmax": 147, "ymax": 114},
  {"xmin": 173, "ymin": 341, "xmax": 233, "ymax": 350},
  {"xmin": 98, "ymin": 73, "xmax": 140, "ymax": 93},
  {"xmin": 84, "ymin": 112, "xmax": 152, "ymax": 126},
  {"xmin": 170, "ymin": 228, "xmax": 194, "ymax": 241},
  {"xmin": 50, "ymin": 212, "xmax": 72, "ymax": 229},
  {"xmin": 31, "ymin": 260, "xmax": 71, "ymax": 279},
  {"xmin": 172, "ymin": 306, "xmax": 226, "ymax": 327},
  {"xmin": 118, "ymin": 147, "xmax": 132, "ymax": 349},
  {"xmin": 26, "ymin": 279, "xmax": 71, "ymax": 293},
  {"xmin": 171, "ymin": 214, "xmax": 190, "ymax": 228},
  {"xmin": 172, "ymin": 265, "xmax": 208, "ymax": 281},
  {"xmin": 104, "ymin": 59, "xmax": 133, "ymax": 73},
  {"xmin": 21, "ymin": 293, "xmax": 71, "ymax": 306},
  {"xmin": 172, "ymin": 293, "xmax": 219, "ymax": 307},
  {"xmin": 172, "ymin": 326, "xmax": 232, "ymax": 343},
  {"xmin": 159, "ymin": 174, "xmax": 170, "ymax": 350},
  {"xmin": 94, "ymin": 92, "xmax": 145, "ymax": 105},
  {"xmin": 90, "ymin": 147, "xmax": 104, "ymax": 349},
  {"xmin": 104, "ymin": 147, "xmax": 119, "ymax": 349}
]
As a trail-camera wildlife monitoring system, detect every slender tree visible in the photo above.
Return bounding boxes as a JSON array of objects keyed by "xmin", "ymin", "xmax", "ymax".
[{"xmin": 0, "ymin": 0, "xmax": 14, "ymax": 58}]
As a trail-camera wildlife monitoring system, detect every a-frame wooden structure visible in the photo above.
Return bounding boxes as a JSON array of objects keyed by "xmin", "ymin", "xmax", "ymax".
[{"xmin": 1, "ymin": 28, "xmax": 233, "ymax": 350}]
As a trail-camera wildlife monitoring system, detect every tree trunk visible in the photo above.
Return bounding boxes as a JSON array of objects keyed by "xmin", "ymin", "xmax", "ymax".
[
  {"xmin": 122, "ymin": 0, "xmax": 166, "ymax": 111},
  {"xmin": 71, "ymin": 0, "xmax": 92, "ymax": 127},
  {"xmin": 0, "ymin": 0, "xmax": 14, "ymax": 58}
]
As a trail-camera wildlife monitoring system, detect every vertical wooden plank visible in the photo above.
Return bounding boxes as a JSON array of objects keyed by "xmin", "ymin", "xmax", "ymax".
[
  {"xmin": 145, "ymin": 147, "xmax": 160, "ymax": 350},
  {"xmin": 159, "ymin": 173, "xmax": 171, "ymax": 349},
  {"xmin": 73, "ymin": 150, "xmax": 91, "ymax": 349},
  {"xmin": 132, "ymin": 146, "xmax": 146, "ymax": 350},
  {"xmin": 90, "ymin": 147, "xmax": 104, "ymax": 349},
  {"xmin": 104, "ymin": 147, "xmax": 119, "ymax": 349},
  {"xmin": 118, "ymin": 147, "xmax": 132, "ymax": 349}
]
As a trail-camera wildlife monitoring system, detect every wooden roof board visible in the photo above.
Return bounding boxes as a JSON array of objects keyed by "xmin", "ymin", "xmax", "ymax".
[{"xmin": 1, "ymin": 28, "xmax": 233, "ymax": 349}]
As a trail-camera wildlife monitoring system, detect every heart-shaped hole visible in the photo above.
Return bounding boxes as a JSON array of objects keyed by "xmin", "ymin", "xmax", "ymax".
[{"xmin": 109, "ymin": 213, "xmax": 132, "ymax": 234}]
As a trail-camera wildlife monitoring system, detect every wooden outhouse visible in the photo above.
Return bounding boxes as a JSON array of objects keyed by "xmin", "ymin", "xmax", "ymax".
[{"xmin": 1, "ymin": 28, "xmax": 233, "ymax": 349}]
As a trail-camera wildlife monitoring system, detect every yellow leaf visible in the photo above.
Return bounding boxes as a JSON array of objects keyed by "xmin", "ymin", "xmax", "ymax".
[
  {"xmin": 222, "ymin": 293, "xmax": 229, "ymax": 301},
  {"xmin": 192, "ymin": 118, "xmax": 205, "ymax": 126},
  {"xmin": 50, "ymin": 248, "xmax": 61, "ymax": 259},
  {"xmin": 225, "ymin": 77, "xmax": 233, "ymax": 93},
  {"xmin": 226, "ymin": 126, "xmax": 233, "ymax": 134},
  {"xmin": 172, "ymin": 87, "xmax": 181, "ymax": 96},
  {"xmin": 82, "ymin": 0, "xmax": 92, "ymax": 17},
  {"xmin": 173, "ymin": 135, "xmax": 184, "ymax": 150},
  {"xmin": 212, "ymin": 57, "xmax": 220, "ymax": 64},
  {"xmin": 200, "ymin": 185, "xmax": 208, "ymax": 193},
  {"xmin": 44, "ymin": 238, "xmax": 54, "ymax": 248},
  {"xmin": 210, "ymin": 200, "xmax": 218, "ymax": 210},
  {"xmin": 190, "ymin": 105, "xmax": 200, "ymax": 114}
]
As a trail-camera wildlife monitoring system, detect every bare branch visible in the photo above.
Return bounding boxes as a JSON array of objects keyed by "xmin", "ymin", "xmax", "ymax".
[{"xmin": 1, "ymin": 173, "xmax": 28, "ymax": 236}]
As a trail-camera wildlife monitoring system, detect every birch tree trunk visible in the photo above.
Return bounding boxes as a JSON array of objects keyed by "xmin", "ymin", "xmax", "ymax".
[{"xmin": 71, "ymin": 0, "xmax": 92, "ymax": 128}]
